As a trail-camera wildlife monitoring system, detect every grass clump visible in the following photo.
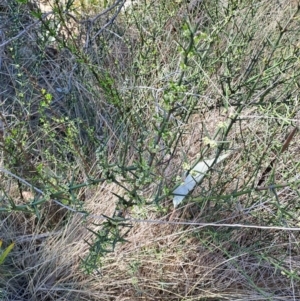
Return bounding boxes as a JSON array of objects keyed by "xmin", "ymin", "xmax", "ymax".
[{"xmin": 0, "ymin": 0, "xmax": 300, "ymax": 300}]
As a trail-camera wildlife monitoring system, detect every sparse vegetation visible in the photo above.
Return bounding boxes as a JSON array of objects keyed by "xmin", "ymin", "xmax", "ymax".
[{"xmin": 1, "ymin": 0, "xmax": 300, "ymax": 300}]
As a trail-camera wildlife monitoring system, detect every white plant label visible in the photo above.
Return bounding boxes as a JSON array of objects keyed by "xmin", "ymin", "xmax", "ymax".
[{"xmin": 172, "ymin": 153, "xmax": 231, "ymax": 207}]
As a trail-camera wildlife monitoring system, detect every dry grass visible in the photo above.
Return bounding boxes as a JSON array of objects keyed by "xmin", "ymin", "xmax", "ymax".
[{"xmin": 2, "ymin": 205, "xmax": 299, "ymax": 300}]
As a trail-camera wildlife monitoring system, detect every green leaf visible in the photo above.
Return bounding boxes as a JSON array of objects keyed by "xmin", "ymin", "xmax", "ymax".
[
  {"xmin": 31, "ymin": 10, "xmax": 43, "ymax": 19},
  {"xmin": 0, "ymin": 241, "xmax": 14, "ymax": 265}
]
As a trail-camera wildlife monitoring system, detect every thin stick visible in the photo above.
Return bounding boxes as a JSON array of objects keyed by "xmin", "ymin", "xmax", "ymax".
[{"xmin": 1, "ymin": 167, "xmax": 300, "ymax": 231}]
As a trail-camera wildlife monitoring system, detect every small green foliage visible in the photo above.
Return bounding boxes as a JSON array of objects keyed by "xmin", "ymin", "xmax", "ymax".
[{"xmin": 82, "ymin": 214, "xmax": 133, "ymax": 274}]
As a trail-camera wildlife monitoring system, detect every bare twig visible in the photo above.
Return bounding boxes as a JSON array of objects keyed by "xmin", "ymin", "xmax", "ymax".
[
  {"xmin": 90, "ymin": 0, "xmax": 126, "ymax": 42},
  {"xmin": 14, "ymin": 231, "xmax": 61, "ymax": 243},
  {"xmin": 0, "ymin": 12, "xmax": 53, "ymax": 48},
  {"xmin": 257, "ymin": 126, "xmax": 298, "ymax": 186}
]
